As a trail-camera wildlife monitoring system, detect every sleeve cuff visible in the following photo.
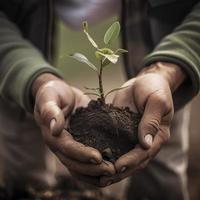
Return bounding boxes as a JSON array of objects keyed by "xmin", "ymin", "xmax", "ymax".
[
  {"xmin": 1, "ymin": 60, "xmax": 62, "ymax": 113},
  {"xmin": 143, "ymin": 53, "xmax": 200, "ymax": 109}
]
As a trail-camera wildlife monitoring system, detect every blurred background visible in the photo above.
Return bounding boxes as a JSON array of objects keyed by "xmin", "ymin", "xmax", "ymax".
[{"xmin": 54, "ymin": 17, "xmax": 200, "ymax": 200}]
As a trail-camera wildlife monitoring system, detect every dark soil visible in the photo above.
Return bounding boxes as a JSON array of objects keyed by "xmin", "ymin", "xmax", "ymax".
[{"xmin": 68, "ymin": 99, "xmax": 141, "ymax": 163}]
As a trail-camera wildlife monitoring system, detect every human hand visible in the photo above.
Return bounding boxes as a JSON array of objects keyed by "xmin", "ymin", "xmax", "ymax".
[
  {"xmin": 32, "ymin": 73, "xmax": 115, "ymax": 186},
  {"xmin": 100, "ymin": 62, "xmax": 186, "ymax": 186}
]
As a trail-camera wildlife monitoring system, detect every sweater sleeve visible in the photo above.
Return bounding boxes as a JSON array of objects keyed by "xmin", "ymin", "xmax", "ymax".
[
  {"xmin": 143, "ymin": 2, "xmax": 200, "ymax": 108},
  {"xmin": 0, "ymin": 11, "xmax": 62, "ymax": 112}
]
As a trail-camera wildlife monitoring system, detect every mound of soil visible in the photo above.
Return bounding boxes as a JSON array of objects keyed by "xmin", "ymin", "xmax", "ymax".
[{"xmin": 68, "ymin": 99, "xmax": 141, "ymax": 162}]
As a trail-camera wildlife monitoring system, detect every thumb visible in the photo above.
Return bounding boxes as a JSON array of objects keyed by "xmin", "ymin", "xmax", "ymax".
[
  {"xmin": 138, "ymin": 93, "xmax": 170, "ymax": 149},
  {"xmin": 40, "ymin": 101, "xmax": 66, "ymax": 136},
  {"xmin": 36, "ymin": 89, "xmax": 73, "ymax": 136}
]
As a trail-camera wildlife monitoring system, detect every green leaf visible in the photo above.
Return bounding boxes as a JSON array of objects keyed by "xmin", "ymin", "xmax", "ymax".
[
  {"xmin": 104, "ymin": 21, "xmax": 120, "ymax": 45},
  {"xmin": 82, "ymin": 21, "xmax": 98, "ymax": 49},
  {"xmin": 97, "ymin": 51, "xmax": 119, "ymax": 64},
  {"xmin": 115, "ymin": 48, "xmax": 128, "ymax": 54},
  {"xmin": 105, "ymin": 86, "xmax": 129, "ymax": 98},
  {"xmin": 84, "ymin": 31, "xmax": 99, "ymax": 49},
  {"xmin": 69, "ymin": 53, "xmax": 98, "ymax": 72}
]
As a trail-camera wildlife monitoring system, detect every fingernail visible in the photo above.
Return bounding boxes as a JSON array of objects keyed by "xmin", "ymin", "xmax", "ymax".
[
  {"xmin": 90, "ymin": 159, "xmax": 98, "ymax": 164},
  {"xmin": 145, "ymin": 134, "xmax": 153, "ymax": 146},
  {"xmin": 120, "ymin": 166, "xmax": 127, "ymax": 173},
  {"xmin": 50, "ymin": 119, "xmax": 56, "ymax": 131},
  {"xmin": 106, "ymin": 181, "xmax": 112, "ymax": 186}
]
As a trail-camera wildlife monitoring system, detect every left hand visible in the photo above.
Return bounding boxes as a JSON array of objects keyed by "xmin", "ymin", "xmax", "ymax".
[
  {"xmin": 100, "ymin": 62, "xmax": 186, "ymax": 186},
  {"xmin": 32, "ymin": 73, "xmax": 115, "ymax": 186}
]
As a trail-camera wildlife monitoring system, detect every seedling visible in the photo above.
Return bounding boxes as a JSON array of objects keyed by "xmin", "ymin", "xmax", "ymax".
[
  {"xmin": 68, "ymin": 21, "xmax": 140, "ymax": 163},
  {"xmin": 69, "ymin": 21, "xmax": 128, "ymax": 104}
]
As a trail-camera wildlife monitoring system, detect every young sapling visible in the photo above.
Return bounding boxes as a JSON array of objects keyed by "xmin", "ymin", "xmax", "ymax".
[
  {"xmin": 68, "ymin": 21, "xmax": 141, "ymax": 163},
  {"xmin": 70, "ymin": 21, "xmax": 128, "ymax": 104}
]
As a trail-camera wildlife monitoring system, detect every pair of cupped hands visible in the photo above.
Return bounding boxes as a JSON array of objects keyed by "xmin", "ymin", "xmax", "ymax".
[{"xmin": 32, "ymin": 62, "xmax": 185, "ymax": 187}]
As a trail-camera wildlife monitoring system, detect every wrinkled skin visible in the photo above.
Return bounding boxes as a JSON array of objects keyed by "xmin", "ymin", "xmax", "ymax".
[
  {"xmin": 32, "ymin": 61, "xmax": 186, "ymax": 187},
  {"xmin": 100, "ymin": 62, "xmax": 186, "ymax": 186},
  {"xmin": 32, "ymin": 73, "xmax": 115, "ymax": 187}
]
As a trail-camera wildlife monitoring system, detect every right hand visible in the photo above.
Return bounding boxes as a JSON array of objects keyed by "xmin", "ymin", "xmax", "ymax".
[{"xmin": 32, "ymin": 73, "xmax": 115, "ymax": 186}]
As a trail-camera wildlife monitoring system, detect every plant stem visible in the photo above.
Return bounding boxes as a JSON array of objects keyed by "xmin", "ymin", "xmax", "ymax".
[{"xmin": 99, "ymin": 60, "xmax": 105, "ymax": 103}]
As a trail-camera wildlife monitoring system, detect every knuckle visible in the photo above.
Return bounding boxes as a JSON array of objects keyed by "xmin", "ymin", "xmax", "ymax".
[
  {"xmin": 88, "ymin": 147, "xmax": 99, "ymax": 157},
  {"xmin": 142, "ymin": 119, "xmax": 160, "ymax": 135},
  {"xmin": 153, "ymin": 93, "xmax": 172, "ymax": 113},
  {"xmin": 126, "ymin": 155, "xmax": 140, "ymax": 168},
  {"xmin": 41, "ymin": 102, "xmax": 60, "ymax": 118}
]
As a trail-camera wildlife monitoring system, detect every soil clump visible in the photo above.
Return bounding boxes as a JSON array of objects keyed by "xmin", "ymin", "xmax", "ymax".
[{"xmin": 69, "ymin": 99, "xmax": 141, "ymax": 163}]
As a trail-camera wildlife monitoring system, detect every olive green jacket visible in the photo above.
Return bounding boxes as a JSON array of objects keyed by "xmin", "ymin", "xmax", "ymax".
[{"xmin": 0, "ymin": 0, "xmax": 200, "ymax": 112}]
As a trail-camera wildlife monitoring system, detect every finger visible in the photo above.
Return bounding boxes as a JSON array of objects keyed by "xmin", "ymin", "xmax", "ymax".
[
  {"xmin": 36, "ymin": 87, "xmax": 72, "ymax": 136},
  {"xmin": 58, "ymin": 130, "xmax": 103, "ymax": 164},
  {"xmin": 70, "ymin": 171, "xmax": 101, "ymax": 187},
  {"xmin": 138, "ymin": 91, "xmax": 172, "ymax": 149},
  {"xmin": 64, "ymin": 87, "xmax": 90, "ymax": 129},
  {"xmin": 41, "ymin": 127, "xmax": 102, "ymax": 164},
  {"xmin": 136, "ymin": 159, "xmax": 150, "ymax": 170},
  {"xmin": 100, "ymin": 158, "xmax": 149, "ymax": 186},
  {"xmin": 118, "ymin": 128, "xmax": 170, "ymax": 176},
  {"xmin": 147, "ymin": 127, "xmax": 170, "ymax": 158},
  {"xmin": 112, "ymin": 79, "xmax": 138, "ymax": 113},
  {"xmin": 100, "ymin": 173, "xmax": 125, "ymax": 187},
  {"xmin": 100, "ymin": 128, "xmax": 171, "ymax": 186},
  {"xmin": 71, "ymin": 87, "xmax": 91, "ymax": 109},
  {"xmin": 57, "ymin": 153, "xmax": 115, "ymax": 177},
  {"xmin": 114, "ymin": 145, "xmax": 149, "ymax": 174}
]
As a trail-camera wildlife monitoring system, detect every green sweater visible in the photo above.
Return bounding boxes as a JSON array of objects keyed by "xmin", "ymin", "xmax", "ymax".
[
  {"xmin": 0, "ymin": 11, "xmax": 61, "ymax": 112},
  {"xmin": 144, "ymin": 1, "xmax": 200, "ymax": 108},
  {"xmin": 0, "ymin": 1, "xmax": 200, "ymax": 112}
]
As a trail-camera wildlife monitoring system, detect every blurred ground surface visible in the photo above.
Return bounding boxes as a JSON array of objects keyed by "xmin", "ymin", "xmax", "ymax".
[{"xmin": 54, "ymin": 18, "xmax": 200, "ymax": 200}]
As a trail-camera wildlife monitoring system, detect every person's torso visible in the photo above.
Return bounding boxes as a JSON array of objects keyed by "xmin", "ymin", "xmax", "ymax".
[{"xmin": 0, "ymin": 0, "xmax": 199, "ymax": 73}]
